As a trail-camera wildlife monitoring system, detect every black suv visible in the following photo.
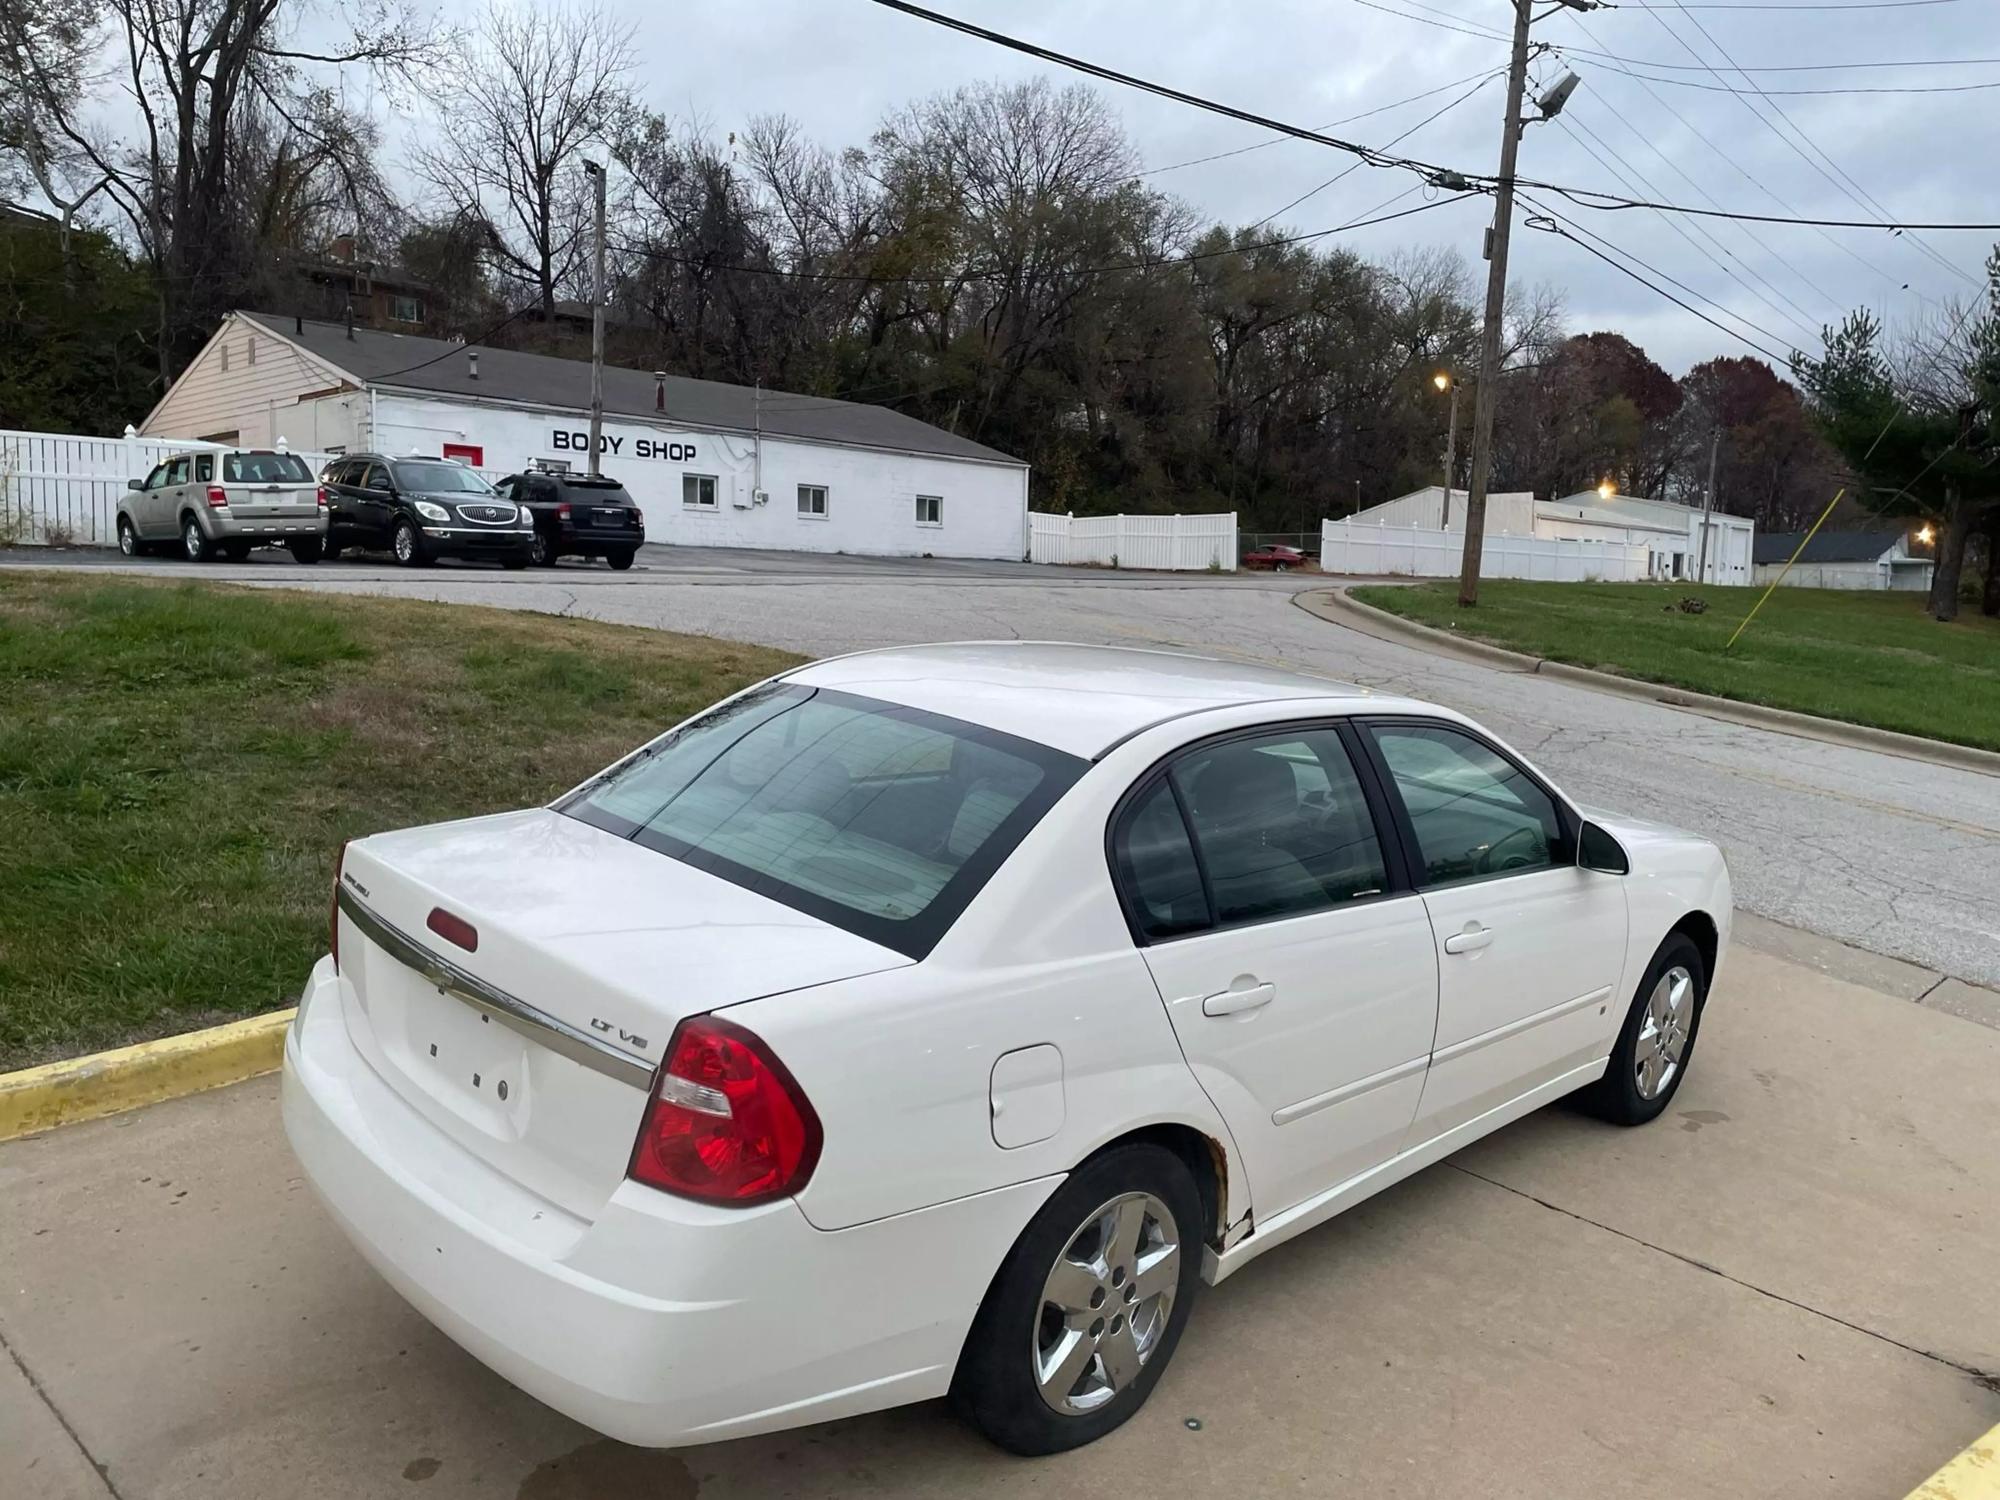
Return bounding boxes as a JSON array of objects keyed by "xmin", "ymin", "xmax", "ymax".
[
  {"xmin": 495, "ymin": 471, "xmax": 645, "ymax": 569},
  {"xmin": 321, "ymin": 454, "xmax": 533, "ymax": 568}
]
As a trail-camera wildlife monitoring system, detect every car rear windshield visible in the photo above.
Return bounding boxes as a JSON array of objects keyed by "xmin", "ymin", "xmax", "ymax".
[
  {"xmin": 566, "ymin": 481, "xmax": 634, "ymax": 505},
  {"xmin": 558, "ymin": 684, "xmax": 1085, "ymax": 957},
  {"xmin": 223, "ymin": 452, "xmax": 314, "ymax": 483},
  {"xmin": 392, "ymin": 461, "xmax": 494, "ymax": 494}
]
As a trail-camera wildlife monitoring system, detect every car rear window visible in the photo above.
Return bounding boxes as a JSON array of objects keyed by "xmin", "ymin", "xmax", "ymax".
[
  {"xmin": 566, "ymin": 482, "xmax": 634, "ymax": 505},
  {"xmin": 223, "ymin": 452, "xmax": 314, "ymax": 483},
  {"xmin": 559, "ymin": 684, "xmax": 1085, "ymax": 958}
]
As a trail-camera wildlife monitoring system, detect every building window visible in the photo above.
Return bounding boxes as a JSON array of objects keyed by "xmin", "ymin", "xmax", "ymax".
[
  {"xmin": 220, "ymin": 343, "xmax": 229, "ymax": 373},
  {"xmin": 915, "ymin": 494, "xmax": 943, "ymax": 527},
  {"xmin": 684, "ymin": 474, "xmax": 718, "ymax": 510},
  {"xmin": 391, "ymin": 295, "xmax": 422, "ymax": 324},
  {"xmin": 246, "ymin": 336, "xmax": 256, "ymax": 365},
  {"xmin": 797, "ymin": 484, "xmax": 828, "ymax": 519}
]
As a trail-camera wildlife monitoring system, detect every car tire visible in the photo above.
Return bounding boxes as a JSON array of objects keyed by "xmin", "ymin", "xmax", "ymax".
[
  {"xmin": 1577, "ymin": 931, "xmax": 1707, "ymax": 1126},
  {"xmin": 117, "ymin": 517, "xmax": 140, "ymax": 557},
  {"xmin": 607, "ymin": 548, "xmax": 636, "ymax": 571},
  {"xmin": 529, "ymin": 530, "xmax": 555, "ymax": 567},
  {"xmin": 289, "ymin": 539, "xmax": 324, "ymax": 564},
  {"xmin": 392, "ymin": 519, "xmax": 425, "ymax": 567},
  {"xmin": 1273, "ymin": 562, "xmax": 1290, "ymax": 573},
  {"xmin": 181, "ymin": 515, "xmax": 217, "ymax": 562},
  {"xmin": 952, "ymin": 1142, "xmax": 1204, "ymax": 1455},
  {"xmin": 502, "ymin": 556, "xmax": 529, "ymax": 571}
]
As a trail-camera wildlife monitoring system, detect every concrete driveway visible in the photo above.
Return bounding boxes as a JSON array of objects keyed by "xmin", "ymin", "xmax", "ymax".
[
  {"xmin": 9, "ymin": 545, "xmax": 1999, "ymax": 986},
  {"xmin": 3, "ymin": 922, "xmax": 1995, "ymax": 1499}
]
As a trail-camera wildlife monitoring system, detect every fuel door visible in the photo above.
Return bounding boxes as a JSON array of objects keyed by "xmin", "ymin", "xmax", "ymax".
[{"xmin": 990, "ymin": 1044, "xmax": 1065, "ymax": 1149}]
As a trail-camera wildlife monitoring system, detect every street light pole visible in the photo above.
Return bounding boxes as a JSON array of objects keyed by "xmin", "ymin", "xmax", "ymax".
[
  {"xmin": 1436, "ymin": 373, "xmax": 1461, "ymax": 529},
  {"xmin": 584, "ymin": 160, "xmax": 608, "ymax": 480},
  {"xmin": 1697, "ymin": 425, "xmax": 1720, "ymax": 583},
  {"xmin": 1457, "ymin": 1, "xmax": 1591, "ymax": 606}
]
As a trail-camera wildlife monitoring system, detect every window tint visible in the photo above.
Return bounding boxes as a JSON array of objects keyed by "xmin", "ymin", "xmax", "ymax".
[
  {"xmin": 491, "ymin": 477, "xmax": 514, "ymax": 499},
  {"xmin": 561, "ymin": 685, "xmax": 1083, "ymax": 957},
  {"xmin": 223, "ymin": 452, "xmax": 313, "ymax": 483},
  {"xmin": 1370, "ymin": 723, "xmax": 1565, "ymax": 886},
  {"xmin": 1170, "ymin": 730, "xmax": 1387, "ymax": 926},
  {"xmin": 165, "ymin": 457, "xmax": 191, "ymax": 486},
  {"xmin": 1112, "ymin": 780, "xmax": 1209, "ymax": 940},
  {"xmin": 362, "ymin": 463, "xmax": 389, "ymax": 491},
  {"xmin": 195, "ymin": 455, "xmax": 214, "ymax": 482}
]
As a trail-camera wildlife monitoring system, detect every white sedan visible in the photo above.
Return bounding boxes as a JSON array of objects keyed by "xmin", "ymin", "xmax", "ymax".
[{"xmin": 283, "ymin": 642, "xmax": 1729, "ymax": 1454}]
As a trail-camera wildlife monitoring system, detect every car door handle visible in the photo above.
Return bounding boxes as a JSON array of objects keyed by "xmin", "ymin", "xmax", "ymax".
[
  {"xmin": 1443, "ymin": 924, "xmax": 1494, "ymax": 955},
  {"xmin": 1201, "ymin": 982, "xmax": 1276, "ymax": 1017}
]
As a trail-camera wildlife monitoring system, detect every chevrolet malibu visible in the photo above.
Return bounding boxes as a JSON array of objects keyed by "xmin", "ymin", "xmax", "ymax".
[{"xmin": 283, "ymin": 643, "xmax": 1729, "ymax": 1454}]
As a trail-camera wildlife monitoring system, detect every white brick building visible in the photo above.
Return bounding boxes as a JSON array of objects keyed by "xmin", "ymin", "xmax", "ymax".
[{"xmin": 142, "ymin": 312, "xmax": 1031, "ymax": 560}]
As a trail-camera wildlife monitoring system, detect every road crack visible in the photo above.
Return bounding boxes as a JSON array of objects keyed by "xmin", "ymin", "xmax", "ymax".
[
  {"xmin": 0, "ymin": 1324, "xmax": 121, "ymax": 1498},
  {"xmin": 1448, "ymin": 1162, "xmax": 2000, "ymax": 1392}
]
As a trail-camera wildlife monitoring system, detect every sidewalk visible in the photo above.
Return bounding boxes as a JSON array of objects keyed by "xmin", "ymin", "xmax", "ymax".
[{"xmin": 3, "ymin": 920, "xmax": 1995, "ymax": 1498}]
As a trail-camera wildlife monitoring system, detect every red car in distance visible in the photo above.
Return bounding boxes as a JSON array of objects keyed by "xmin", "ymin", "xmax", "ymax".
[{"xmin": 1242, "ymin": 543, "xmax": 1312, "ymax": 572}]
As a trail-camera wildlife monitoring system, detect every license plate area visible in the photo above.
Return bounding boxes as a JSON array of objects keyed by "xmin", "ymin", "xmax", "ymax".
[
  {"xmin": 400, "ymin": 982, "xmax": 532, "ymax": 1133},
  {"xmin": 594, "ymin": 508, "xmax": 627, "ymax": 526}
]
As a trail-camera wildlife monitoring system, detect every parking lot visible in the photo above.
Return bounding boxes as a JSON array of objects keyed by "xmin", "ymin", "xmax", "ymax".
[{"xmin": 3, "ymin": 548, "xmax": 1997, "ymax": 1498}]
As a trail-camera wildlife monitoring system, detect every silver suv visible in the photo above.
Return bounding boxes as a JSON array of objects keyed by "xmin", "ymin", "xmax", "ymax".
[{"xmin": 119, "ymin": 449, "xmax": 329, "ymax": 563}]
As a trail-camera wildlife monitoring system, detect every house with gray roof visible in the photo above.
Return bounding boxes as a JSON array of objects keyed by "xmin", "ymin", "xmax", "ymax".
[
  {"xmin": 140, "ymin": 311, "xmax": 1028, "ymax": 560},
  {"xmin": 1751, "ymin": 527, "xmax": 1934, "ymax": 592}
]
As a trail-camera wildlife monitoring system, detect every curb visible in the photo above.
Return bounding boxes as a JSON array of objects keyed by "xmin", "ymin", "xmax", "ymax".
[
  {"xmin": 1904, "ymin": 1421, "xmax": 1999, "ymax": 1500},
  {"xmin": 0, "ymin": 1009, "xmax": 294, "ymax": 1143},
  {"xmin": 1299, "ymin": 586, "xmax": 2000, "ymax": 781}
]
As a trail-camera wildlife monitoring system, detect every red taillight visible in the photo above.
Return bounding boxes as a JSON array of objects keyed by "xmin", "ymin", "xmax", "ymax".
[
  {"xmin": 426, "ymin": 907, "xmax": 478, "ymax": 952},
  {"xmin": 330, "ymin": 842, "xmax": 348, "ymax": 971},
  {"xmin": 628, "ymin": 1016, "xmax": 821, "ymax": 1205},
  {"xmin": 206, "ymin": 485, "xmax": 228, "ymax": 507},
  {"xmin": 632, "ymin": 508, "xmax": 644, "ymax": 527},
  {"xmin": 316, "ymin": 485, "xmax": 328, "ymax": 509},
  {"xmin": 555, "ymin": 501, "xmax": 571, "ymax": 521}
]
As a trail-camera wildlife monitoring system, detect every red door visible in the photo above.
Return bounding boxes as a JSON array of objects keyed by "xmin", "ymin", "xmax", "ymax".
[{"xmin": 442, "ymin": 443, "xmax": 483, "ymax": 466}]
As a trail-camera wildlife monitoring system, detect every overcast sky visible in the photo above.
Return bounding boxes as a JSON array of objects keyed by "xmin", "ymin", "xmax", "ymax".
[{"xmin": 433, "ymin": 0, "xmax": 2000, "ymax": 375}]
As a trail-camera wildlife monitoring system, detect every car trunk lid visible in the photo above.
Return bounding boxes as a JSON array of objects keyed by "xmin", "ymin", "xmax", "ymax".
[
  {"xmin": 332, "ymin": 808, "xmax": 910, "ymax": 1219},
  {"xmin": 220, "ymin": 452, "xmax": 320, "ymax": 517}
]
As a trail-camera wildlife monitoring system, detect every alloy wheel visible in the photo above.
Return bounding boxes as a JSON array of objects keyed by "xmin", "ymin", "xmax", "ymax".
[
  {"xmin": 1634, "ymin": 964, "xmax": 1694, "ymax": 1099},
  {"xmin": 184, "ymin": 521, "xmax": 203, "ymax": 560},
  {"xmin": 1033, "ymin": 1192, "xmax": 1180, "ymax": 1416},
  {"xmin": 394, "ymin": 525, "xmax": 415, "ymax": 564},
  {"xmin": 118, "ymin": 520, "xmax": 136, "ymax": 556}
]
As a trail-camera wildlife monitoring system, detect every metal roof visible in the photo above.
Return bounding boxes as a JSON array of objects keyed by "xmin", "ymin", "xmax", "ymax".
[
  {"xmin": 1752, "ymin": 529, "xmax": 1908, "ymax": 565},
  {"xmin": 1542, "ymin": 491, "xmax": 1705, "ymax": 534},
  {"xmin": 239, "ymin": 312, "xmax": 1022, "ymax": 466}
]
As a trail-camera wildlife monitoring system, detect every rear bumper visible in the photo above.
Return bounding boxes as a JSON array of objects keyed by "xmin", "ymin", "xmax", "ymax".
[
  {"xmin": 201, "ymin": 510, "xmax": 328, "ymax": 541},
  {"xmin": 282, "ymin": 956, "xmax": 1057, "ymax": 1445},
  {"xmin": 554, "ymin": 526, "xmax": 645, "ymax": 554}
]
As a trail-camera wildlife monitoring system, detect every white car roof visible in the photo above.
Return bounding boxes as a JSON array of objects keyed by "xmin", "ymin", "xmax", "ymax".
[{"xmin": 786, "ymin": 642, "xmax": 1379, "ymax": 758}]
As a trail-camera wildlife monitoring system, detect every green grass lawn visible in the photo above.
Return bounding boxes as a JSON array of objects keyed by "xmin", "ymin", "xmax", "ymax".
[
  {"xmin": 1348, "ymin": 579, "xmax": 2000, "ymax": 752},
  {"xmin": 0, "ymin": 573, "xmax": 798, "ymax": 1068}
]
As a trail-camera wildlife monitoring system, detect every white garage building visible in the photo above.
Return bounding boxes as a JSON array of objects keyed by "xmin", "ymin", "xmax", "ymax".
[
  {"xmin": 141, "ymin": 311, "xmax": 1030, "ymax": 560},
  {"xmin": 1352, "ymin": 485, "xmax": 1755, "ymax": 585}
]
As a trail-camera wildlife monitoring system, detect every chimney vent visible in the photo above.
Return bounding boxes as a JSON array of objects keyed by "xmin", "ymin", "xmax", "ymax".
[
  {"xmin": 468, "ymin": 350, "xmax": 480, "ymax": 380},
  {"xmin": 654, "ymin": 371, "xmax": 667, "ymax": 413}
]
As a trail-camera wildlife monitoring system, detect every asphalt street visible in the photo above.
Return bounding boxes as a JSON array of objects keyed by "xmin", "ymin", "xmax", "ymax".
[{"xmin": 13, "ymin": 545, "xmax": 1998, "ymax": 986}]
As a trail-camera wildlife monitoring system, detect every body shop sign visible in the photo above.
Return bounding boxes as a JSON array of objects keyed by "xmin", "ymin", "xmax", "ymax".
[{"xmin": 550, "ymin": 430, "xmax": 696, "ymax": 462}]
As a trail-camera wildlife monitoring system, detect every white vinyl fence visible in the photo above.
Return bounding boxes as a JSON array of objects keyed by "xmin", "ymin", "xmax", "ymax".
[
  {"xmin": 1029, "ymin": 511, "xmax": 1236, "ymax": 572},
  {"xmin": 1320, "ymin": 519, "xmax": 1650, "ymax": 583},
  {"xmin": 1, "ymin": 426, "xmax": 337, "ymax": 547}
]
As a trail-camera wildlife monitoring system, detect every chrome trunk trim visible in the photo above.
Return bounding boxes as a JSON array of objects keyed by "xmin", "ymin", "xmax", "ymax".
[{"xmin": 335, "ymin": 884, "xmax": 655, "ymax": 1090}]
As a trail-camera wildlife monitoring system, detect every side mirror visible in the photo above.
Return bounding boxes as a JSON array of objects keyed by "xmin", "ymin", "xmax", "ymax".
[
  {"xmin": 127, "ymin": 478, "xmax": 143, "ymax": 490},
  {"xmin": 1579, "ymin": 821, "xmax": 1630, "ymax": 876}
]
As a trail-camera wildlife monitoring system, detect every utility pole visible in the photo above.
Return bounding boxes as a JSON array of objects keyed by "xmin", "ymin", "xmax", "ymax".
[
  {"xmin": 1696, "ymin": 426, "xmax": 1720, "ymax": 583},
  {"xmin": 584, "ymin": 160, "xmax": 608, "ymax": 479},
  {"xmin": 1457, "ymin": 2, "xmax": 1590, "ymax": 606}
]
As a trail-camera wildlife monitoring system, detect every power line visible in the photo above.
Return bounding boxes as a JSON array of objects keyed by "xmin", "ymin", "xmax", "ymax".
[
  {"xmin": 1519, "ymin": 199, "xmax": 1797, "ymax": 366},
  {"xmin": 1614, "ymin": 0, "xmax": 1967, "ymax": 10},
  {"xmin": 1140, "ymin": 67, "xmax": 1501, "ymax": 177},
  {"xmin": 1251, "ymin": 73, "xmax": 1496, "ymax": 230},
  {"xmin": 611, "ymin": 192, "xmax": 1481, "ymax": 287},
  {"xmin": 1521, "ymin": 192, "xmax": 1812, "ymax": 361},
  {"xmin": 1641, "ymin": 0, "xmax": 1977, "ymax": 288},
  {"xmin": 1571, "ymin": 68, "xmax": 2000, "ymax": 96},
  {"xmin": 368, "ymin": 303, "xmax": 544, "ymax": 382},
  {"xmin": 867, "ymin": 0, "xmax": 2000, "ymax": 232}
]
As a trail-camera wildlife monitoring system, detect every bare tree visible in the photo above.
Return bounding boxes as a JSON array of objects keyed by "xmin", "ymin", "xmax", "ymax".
[
  {"xmin": 415, "ymin": 1, "xmax": 635, "ymax": 323},
  {"xmin": 2, "ymin": 0, "xmax": 441, "ymax": 374}
]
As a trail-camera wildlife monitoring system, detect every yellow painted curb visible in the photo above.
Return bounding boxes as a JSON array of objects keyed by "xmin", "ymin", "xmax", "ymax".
[
  {"xmin": 1907, "ymin": 1423, "xmax": 2000, "ymax": 1500},
  {"xmin": 0, "ymin": 1009, "xmax": 296, "ymax": 1143}
]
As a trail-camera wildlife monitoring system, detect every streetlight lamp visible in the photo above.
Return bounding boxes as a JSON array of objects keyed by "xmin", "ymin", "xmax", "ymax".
[
  {"xmin": 1434, "ymin": 371, "xmax": 1461, "ymax": 529},
  {"xmin": 1597, "ymin": 478, "xmax": 1617, "ymax": 501}
]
